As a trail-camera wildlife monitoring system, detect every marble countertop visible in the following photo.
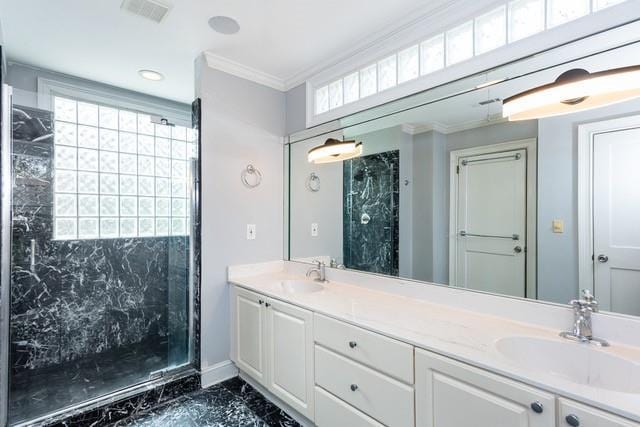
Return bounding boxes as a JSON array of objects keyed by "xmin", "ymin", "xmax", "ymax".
[{"xmin": 229, "ymin": 269, "xmax": 640, "ymax": 422}]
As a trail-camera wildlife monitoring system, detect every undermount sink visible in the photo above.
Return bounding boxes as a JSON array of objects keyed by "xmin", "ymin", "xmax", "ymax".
[
  {"xmin": 496, "ymin": 336, "xmax": 640, "ymax": 393},
  {"xmin": 277, "ymin": 280, "xmax": 324, "ymax": 294}
]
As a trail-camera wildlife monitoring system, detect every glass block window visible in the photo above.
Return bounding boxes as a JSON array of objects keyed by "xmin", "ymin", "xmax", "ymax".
[
  {"xmin": 398, "ymin": 45, "xmax": 420, "ymax": 84},
  {"xmin": 475, "ymin": 6, "xmax": 507, "ymax": 55},
  {"xmin": 360, "ymin": 64, "xmax": 378, "ymax": 98},
  {"xmin": 420, "ymin": 34, "xmax": 445, "ymax": 75},
  {"xmin": 547, "ymin": 0, "xmax": 590, "ymax": 28},
  {"xmin": 378, "ymin": 55, "xmax": 398, "ymax": 92},
  {"xmin": 328, "ymin": 80, "xmax": 344, "ymax": 110},
  {"xmin": 312, "ymin": 0, "xmax": 629, "ymax": 117},
  {"xmin": 315, "ymin": 85, "xmax": 329, "ymax": 114},
  {"xmin": 508, "ymin": 0, "xmax": 545, "ymax": 42},
  {"xmin": 343, "ymin": 72, "xmax": 360, "ymax": 104},
  {"xmin": 53, "ymin": 96, "xmax": 196, "ymax": 240},
  {"xmin": 446, "ymin": 21, "xmax": 474, "ymax": 66}
]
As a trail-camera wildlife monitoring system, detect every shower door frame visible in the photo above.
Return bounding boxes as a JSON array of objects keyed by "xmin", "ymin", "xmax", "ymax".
[
  {"xmin": 0, "ymin": 90, "xmax": 202, "ymax": 426},
  {"xmin": 0, "ymin": 83, "xmax": 13, "ymax": 427}
]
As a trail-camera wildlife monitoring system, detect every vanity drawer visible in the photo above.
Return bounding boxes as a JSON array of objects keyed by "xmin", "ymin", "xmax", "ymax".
[
  {"xmin": 314, "ymin": 313, "xmax": 414, "ymax": 383},
  {"xmin": 315, "ymin": 386, "xmax": 384, "ymax": 427},
  {"xmin": 559, "ymin": 398, "xmax": 640, "ymax": 427},
  {"xmin": 315, "ymin": 345, "xmax": 415, "ymax": 427}
]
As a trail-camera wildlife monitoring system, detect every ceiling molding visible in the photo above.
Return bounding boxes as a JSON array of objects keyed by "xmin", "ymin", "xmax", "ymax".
[
  {"xmin": 402, "ymin": 115, "xmax": 508, "ymax": 136},
  {"xmin": 204, "ymin": 51, "xmax": 287, "ymax": 92}
]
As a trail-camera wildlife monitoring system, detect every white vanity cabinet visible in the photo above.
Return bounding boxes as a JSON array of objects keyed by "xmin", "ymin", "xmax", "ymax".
[
  {"xmin": 558, "ymin": 399, "xmax": 640, "ymax": 427},
  {"xmin": 415, "ymin": 348, "xmax": 555, "ymax": 427},
  {"xmin": 233, "ymin": 287, "xmax": 315, "ymax": 420}
]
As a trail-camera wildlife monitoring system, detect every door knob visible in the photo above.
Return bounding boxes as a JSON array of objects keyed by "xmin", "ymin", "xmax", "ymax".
[
  {"xmin": 597, "ymin": 254, "xmax": 609, "ymax": 263},
  {"xmin": 514, "ymin": 246, "xmax": 522, "ymax": 253},
  {"xmin": 530, "ymin": 401, "xmax": 543, "ymax": 413},
  {"xmin": 565, "ymin": 414, "xmax": 580, "ymax": 426}
]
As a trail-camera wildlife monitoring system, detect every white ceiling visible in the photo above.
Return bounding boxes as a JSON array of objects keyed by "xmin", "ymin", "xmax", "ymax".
[{"xmin": 0, "ymin": 0, "xmax": 447, "ymax": 104}]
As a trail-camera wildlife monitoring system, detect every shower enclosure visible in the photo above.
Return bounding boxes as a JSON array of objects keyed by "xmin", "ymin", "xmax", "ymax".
[
  {"xmin": 0, "ymin": 84, "xmax": 200, "ymax": 426},
  {"xmin": 343, "ymin": 150, "xmax": 399, "ymax": 276}
]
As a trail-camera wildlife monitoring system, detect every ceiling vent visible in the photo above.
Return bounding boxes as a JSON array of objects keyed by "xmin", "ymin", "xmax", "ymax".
[{"xmin": 121, "ymin": 0, "xmax": 171, "ymax": 23}]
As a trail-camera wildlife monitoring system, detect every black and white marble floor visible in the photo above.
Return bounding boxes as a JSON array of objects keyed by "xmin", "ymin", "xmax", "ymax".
[{"xmin": 113, "ymin": 377, "xmax": 301, "ymax": 427}]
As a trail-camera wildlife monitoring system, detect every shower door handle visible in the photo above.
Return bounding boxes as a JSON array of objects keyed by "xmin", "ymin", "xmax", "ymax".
[{"xmin": 30, "ymin": 239, "xmax": 36, "ymax": 272}]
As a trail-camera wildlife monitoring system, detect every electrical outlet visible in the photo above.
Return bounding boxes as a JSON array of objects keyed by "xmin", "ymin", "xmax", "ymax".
[
  {"xmin": 311, "ymin": 223, "xmax": 319, "ymax": 237},
  {"xmin": 247, "ymin": 224, "xmax": 256, "ymax": 240}
]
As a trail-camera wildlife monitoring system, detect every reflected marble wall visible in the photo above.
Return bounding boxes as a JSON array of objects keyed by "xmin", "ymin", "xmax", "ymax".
[{"xmin": 343, "ymin": 150, "xmax": 399, "ymax": 276}]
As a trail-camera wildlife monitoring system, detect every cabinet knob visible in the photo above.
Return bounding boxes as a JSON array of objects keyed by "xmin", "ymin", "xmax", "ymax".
[
  {"xmin": 265, "ymin": 302, "xmax": 271, "ymax": 308},
  {"xmin": 530, "ymin": 401, "xmax": 543, "ymax": 414},
  {"xmin": 258, "ymin": 300, "xmax": 264, "ymax": 305},
  {"xmin": 565, "ymin": 414, "xmax": 580, "ymax": 427},
  {"xmin": 350, "ymin": 384, "xmax": 358, "ymax": 391},
  {"xmin": 349, "ymin": 341, "xmax": 357, "ymax": 348}
]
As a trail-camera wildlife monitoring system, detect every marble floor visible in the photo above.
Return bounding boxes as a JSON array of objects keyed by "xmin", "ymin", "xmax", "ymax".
[{"xmin": 114, "ymin": 377, "xmax": 301, "ymax": 427}]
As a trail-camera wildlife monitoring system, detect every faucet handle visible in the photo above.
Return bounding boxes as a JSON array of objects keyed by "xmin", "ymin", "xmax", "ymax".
[
  {"xmin": 577, "ymin": 289, "xmax": 598, "ymax": 312},
  {"xmin": 582, "ymin": 289, "xmax": 594, "ymax": 302}
]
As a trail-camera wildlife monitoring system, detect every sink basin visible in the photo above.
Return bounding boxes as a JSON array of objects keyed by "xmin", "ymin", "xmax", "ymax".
[
  {"xmin": 276, "ymin": 280, "xmax": 324, "ymax": 294},
  {"xmin": 496, "ymin": 336, "xmax": 640, "ymax": 393}
]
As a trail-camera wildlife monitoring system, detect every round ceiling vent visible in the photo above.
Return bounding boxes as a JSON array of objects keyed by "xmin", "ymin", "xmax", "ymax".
[{"xmin": 208, "ymin": 16, "xmax": 240, "ymax": 35}]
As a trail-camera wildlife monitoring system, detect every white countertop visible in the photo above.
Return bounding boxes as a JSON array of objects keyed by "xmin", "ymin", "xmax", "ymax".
[{"xmin": 228, "ymin": 266, "xmax": 640, "ymax": 422}]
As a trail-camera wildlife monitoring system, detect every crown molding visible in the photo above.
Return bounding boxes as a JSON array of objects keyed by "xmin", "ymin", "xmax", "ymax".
[
  {"xmin": 401, "ymin": 115, "xmax": 508, "ymax": 136},
  {"xmin": 204, "ymin": 51, "xmax": 287, "ymax": 92}
]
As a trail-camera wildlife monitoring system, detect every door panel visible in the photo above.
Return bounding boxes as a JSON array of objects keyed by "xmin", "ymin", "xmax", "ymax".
[
  {"xmin": 593, "ymin": 128, "xmax": 640, "ymax": 315},
  {"xmin": 455, "ymin": 149, "xmax": 527, "ymax": 297},
  {"xmin": 235, "ymin": 288, "xmax": 266, "ymax": 385},
  {"xmin": 266, "ymin": 298, "xmax": 314, "ymax": 419}
]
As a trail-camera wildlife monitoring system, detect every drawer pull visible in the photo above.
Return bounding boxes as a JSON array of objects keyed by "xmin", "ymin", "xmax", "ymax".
[
  {"xmin": 258, "ymin": 300, "xmax": 264, "ymax": 305},
  {"xmin": 349, "ymin": 341, "xmax": 357, "ymax": 348},
  {"xmin": 350, "ymin": 384, "xmax": 358, "ymax": 391},
  {"xmin": 565, "ymin": 414, "xmax": 580, "ymax": 427},
  {"xmin": 530, "ymin": 401, "xmax": 543, "ymax": 414},
  {"xmin": 265, "ymin": 302, "xmax": 271, "ymax": 308}
]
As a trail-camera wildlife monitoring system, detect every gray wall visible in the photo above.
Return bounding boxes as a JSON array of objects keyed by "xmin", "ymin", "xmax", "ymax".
[
  {"xmin": 195, "ymin": 56, "xmax": 286, "ymax": 378},
  {"xmin": 6, "ymin": 62, "xmax": 190, "ymax": 118},
  {"xmin": 285, "ymin": 83, "xmax": 307, "ymax": 135}
]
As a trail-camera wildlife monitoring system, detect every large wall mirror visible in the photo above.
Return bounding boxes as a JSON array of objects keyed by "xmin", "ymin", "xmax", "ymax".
[{"xmin": 286, "ymin": 31, "xmax": 640, "ymax": 317}]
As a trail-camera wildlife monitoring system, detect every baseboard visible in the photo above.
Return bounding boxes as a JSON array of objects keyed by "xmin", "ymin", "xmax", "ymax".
[{"xmin": 201, "ymin": 360, "xmax": 239, "ymax": 388}]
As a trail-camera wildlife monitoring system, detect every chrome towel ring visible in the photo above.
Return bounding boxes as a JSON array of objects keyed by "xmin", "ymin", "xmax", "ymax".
[
  {"xmin": 306, "ymin": 172, "xmax": 320, "ymax": 192},
  {"xmin": 241, "ymin": 164, "xmax": 262, "ymax": 188}
]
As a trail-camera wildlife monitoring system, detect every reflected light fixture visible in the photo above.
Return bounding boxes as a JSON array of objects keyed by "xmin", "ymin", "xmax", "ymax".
[
  {"xmin": 138, "ymin": 69, "xmax": 164, "ymax": 81},
  {"xmin": 503, "ymin": 65, "xmax": 640, "ymax": 121},
  {"xmin": 308, "ymin": 138, "xmax": 363, "ymax": 164}
]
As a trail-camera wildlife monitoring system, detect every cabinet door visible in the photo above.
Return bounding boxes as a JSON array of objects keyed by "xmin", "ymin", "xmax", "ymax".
[
  {"xmin": 235, "ymin": 287, "xmax": 267, "ymax": 386},
  {"xmin": 415, "ymin": 348, "xmax": 554, "ymax": 427},
  {"xmin": 559, "ymin": 398, "xmax": 640, "ymax": 427},
  {"xmin": 265, "ymin": 298, "xmax": 314, "ymax": 420}
]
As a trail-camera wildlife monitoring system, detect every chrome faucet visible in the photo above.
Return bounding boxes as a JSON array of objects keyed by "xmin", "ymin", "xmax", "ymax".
[
  {"xmin": 306, "ymin": 261, "xmax": 327, "ymax": 282},
  {"xmin": 560, "ymin": 289, "xmax": 609, "ymax": 347}
]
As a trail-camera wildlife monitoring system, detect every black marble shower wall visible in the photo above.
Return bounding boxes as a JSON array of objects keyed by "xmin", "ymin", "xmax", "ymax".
[
  {"xmin": 10, "ymin": 105, "xmax": 189, "ymax": 376},
  {"xmin": 343, "ymin": 150, "xmax": 400, "ymax": 276}
]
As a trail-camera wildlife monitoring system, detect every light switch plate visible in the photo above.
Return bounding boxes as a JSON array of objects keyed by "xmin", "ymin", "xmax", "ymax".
[
  {"xmin": 247, "ymin": 224, "xmax": 256, "ymax": 240},
  {"xmin": 311, "ymin": 223, "xmax": 319, "ymax": 237},
  {"xmin": 552, "ymin": 219, "xmax": 564, "ymax": 233}
]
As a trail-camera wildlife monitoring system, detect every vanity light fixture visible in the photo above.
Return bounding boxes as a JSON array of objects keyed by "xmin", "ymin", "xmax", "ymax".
[
  {"xmin": 308, "ymin": 138, "xmax": 362, "ymax": 164},
  {"xmin": 503, "ymin": 65, "xmax": 640, "ymax": 121}
]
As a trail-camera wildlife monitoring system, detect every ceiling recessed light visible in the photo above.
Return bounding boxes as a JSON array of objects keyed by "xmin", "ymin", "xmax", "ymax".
[
  {"xmin": 208, "ymin": 16, "xmax": 240, "ymax": 35},
  {"xmin": 138, "ymin": 69, "xmax": 164, "ymax": 81}
]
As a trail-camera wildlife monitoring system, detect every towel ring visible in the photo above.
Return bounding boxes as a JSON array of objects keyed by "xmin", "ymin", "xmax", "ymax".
[
  {"xmin": 241, "ymin": 164, "xmax": 262, "ymax": 188},
  {"xmin": 307, "ymin": 172, "xmax": 320, "ymax": 192}
]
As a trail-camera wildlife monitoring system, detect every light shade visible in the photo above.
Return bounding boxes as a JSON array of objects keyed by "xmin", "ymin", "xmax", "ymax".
[
  {"xmin": 138, "ymin": 69, "xmax": 164, "ymax": 81},
  {"xmin": 308, "ymin": 138, "xmax": 362, "ymax": 164},
  {"xmin": 503, "ymin": 66, "xmax": 640, "ymax": 121}
]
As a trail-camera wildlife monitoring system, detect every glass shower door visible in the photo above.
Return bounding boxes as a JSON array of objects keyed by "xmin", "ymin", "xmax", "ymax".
[{"xmin": 4, "ymin": 88, "xmax": 198, "ymax": 425}]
